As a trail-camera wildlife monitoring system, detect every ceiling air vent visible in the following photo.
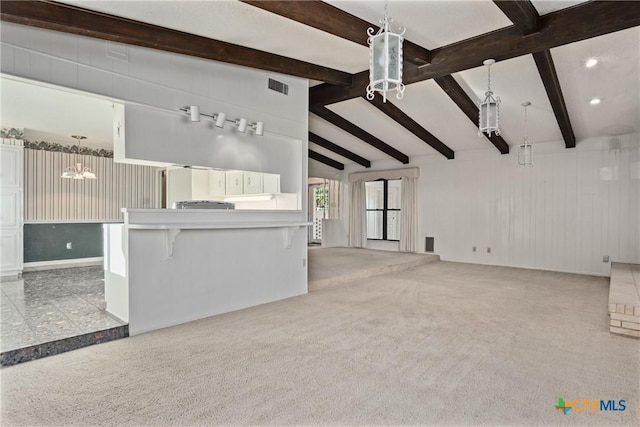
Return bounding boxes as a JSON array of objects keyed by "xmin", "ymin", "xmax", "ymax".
[{"xmin": 268, "ymin": 78, "xmax": 289, "ymax": 95}]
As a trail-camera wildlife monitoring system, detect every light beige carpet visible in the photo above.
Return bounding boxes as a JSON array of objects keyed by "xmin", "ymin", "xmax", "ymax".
[
  {"xmin": 308, "ymin": 247, "xmax": 439, "ymax": 291},
  {"xmin": 1, "ymin": 261, "xmax": 639, "ymax": 426}
]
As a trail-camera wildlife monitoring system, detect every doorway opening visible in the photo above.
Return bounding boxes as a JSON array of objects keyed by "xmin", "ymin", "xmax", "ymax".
[{"xmin": 307, "ymin": 178, "xmax": 342, "ymax": 246}]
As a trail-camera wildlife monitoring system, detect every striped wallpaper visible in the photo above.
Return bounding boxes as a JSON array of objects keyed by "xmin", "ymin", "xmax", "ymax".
[{"xmin": 24, "ymin": 149, "xmax": 160, "ymax": 222}]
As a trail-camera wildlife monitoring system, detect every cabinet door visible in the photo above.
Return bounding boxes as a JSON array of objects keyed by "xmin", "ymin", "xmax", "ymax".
[
  {"xmin": 209, "ymin": 170, "xmax": 226, "ymax": 196},
  {"xmin": 0, "ymin": 145, "xmax": 23, "ymax": 188},
  {"xmin": 0, "ymin": 231, "xmax": 22, "ymax": 272},
  {"xmin": 191, "ymin": 169, "xmax": 210, "ymax": 200},
  {"xmin": 225, "ymin": 171, "xmax": 244, "ymax": 195},
  {"xmin": 243, "ymin": 172, "xmax": 263, "ymax": 194},
  {"xmin": 262, "ymin": 173, "xmax": 280, "ymax": 194},
  {"xmin": 166, "ymin": 168, "xmax": 193, "ymax": 206},
  {"xmin": 0, "ymin": 189, "xmax": 21, "ymax": 229}
]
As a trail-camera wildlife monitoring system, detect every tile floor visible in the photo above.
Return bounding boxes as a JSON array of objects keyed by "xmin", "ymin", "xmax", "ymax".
[{"xmin": 1, "ymin": 266, "xmax": 126, "ymax": 353}]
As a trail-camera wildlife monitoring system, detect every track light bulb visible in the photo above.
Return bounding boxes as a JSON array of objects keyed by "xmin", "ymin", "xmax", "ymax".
[
  {"xmin": 189, "ymin": 105, "xmax": 200, "ymax": 122},
  {"xmin": 237, "ymin": 118, "xmax": 247, "ymax": 132},
  {"xmin": 255, "ymin": 121, "xmax": 264, "ymax": 136},
  {"xmin": 215, "ymin": 112, "xmax": 226, "ymax": 128}
]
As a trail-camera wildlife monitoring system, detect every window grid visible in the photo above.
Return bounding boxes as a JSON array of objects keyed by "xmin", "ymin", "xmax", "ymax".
[{"xmin": 365, "ymin": 179, "xmax": 401, "ymax": 241}]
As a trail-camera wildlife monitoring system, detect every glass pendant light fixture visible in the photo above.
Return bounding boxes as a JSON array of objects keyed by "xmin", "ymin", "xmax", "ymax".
[
  {"xmin": 61, "ymin": 135, "xmax": 97, "ymax": 180},
  {"xmin": 518, "ymin": 101, "xmax": 533, "ymax": 166},
  {"xmin": 366, "ymin": 1, "xmax": 405, "ymax": 103},
  {"xmin": 479, "ymin": 59, "xmax": 501, "ymax": 136}
]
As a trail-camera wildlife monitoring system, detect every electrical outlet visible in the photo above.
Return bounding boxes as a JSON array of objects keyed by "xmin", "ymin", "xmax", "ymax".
[
  {"xmin": 487, "ymin": 247, "xmax": 491, "ymax": 254},
  {"xmin": 66, "ymin": 242, "xmax": 73, "ymax": 250},
  {"xmin": 472, "ymin": 246, "xmax": 476, "ymax": 252},
  {"xmin": 603, "ymin": 255, "xmax": 609, "ymax": 263}
]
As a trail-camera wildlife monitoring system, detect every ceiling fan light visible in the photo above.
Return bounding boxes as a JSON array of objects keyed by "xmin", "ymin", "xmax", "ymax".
[{"xmin": 82, "ymin": 169, "xmax": 97, "ymax": 179}]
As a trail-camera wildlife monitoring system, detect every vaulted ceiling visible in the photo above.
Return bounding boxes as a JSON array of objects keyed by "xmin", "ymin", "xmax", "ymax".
[{"xmin": 2, "ymin": 1, "xmax": 639, "ymax": 170}]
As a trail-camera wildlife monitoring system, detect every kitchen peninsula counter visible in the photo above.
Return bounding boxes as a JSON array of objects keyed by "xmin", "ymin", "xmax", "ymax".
[{"xmin": 104, "ymin": 208, "xmax": 310, "ymax": 336}]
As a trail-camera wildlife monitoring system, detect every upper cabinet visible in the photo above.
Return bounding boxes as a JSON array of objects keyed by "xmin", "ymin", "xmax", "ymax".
[
  {"xmin": 209, "ymin": 170, "xmax": 226, "ymax": 196},
  {"xmin": 243, "ymin": 172, "xmax": 263, "ymax": 194},
  {"xmin": 0, "ymin": 142, "xmax": 24, "ymax": 278},
  {"xmin": 263, "ymin": 173, "xmax": 281, "ymax": 194},
  {"xmin": 0, "ymin": 144, "xmax": 23, "ymax": 188},
  {"xmin": 166, "ymin": 168, "xmax": 282, "ymax": 206}
]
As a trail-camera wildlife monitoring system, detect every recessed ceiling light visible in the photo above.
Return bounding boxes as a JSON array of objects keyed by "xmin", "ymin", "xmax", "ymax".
[
  {"xmin": 590, "ymin": 98, "xmax": 601, "ymax": 105},
  {"xmin": 585, "ymin": 58, "xmax": 598, "ymax": 68}
]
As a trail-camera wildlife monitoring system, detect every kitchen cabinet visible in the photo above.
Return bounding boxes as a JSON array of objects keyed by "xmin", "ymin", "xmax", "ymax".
[
  {"xmin": 225, "ymin": 171, "xmax": 244, "ymax": 195},
  {"xmin": 166, "ymin": 168, "xmax": 210, "ymax": 206},
  {"xmin": 263, "ymin": 173, "xmax": 281, "ymax": 194},
  {"xmin": 209, "ymin": 170, "xmax": 226, "ymax": 196},
  {"xmin": 0, "ymin": 142, "xmax": 24, "ymax": 278},
  {"xmin": 243, "ymin": 172, "xmax": 263, "ymax": 194}
]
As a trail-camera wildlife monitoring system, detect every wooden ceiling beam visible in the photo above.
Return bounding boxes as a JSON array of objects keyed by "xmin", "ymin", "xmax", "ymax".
[
  {"xmin": 532, "ymin": 50, "xmax": 576, "ymax": 148},
  {"xmin": 0, "ymin": 0, "xmax": 353, "ymax": 86},
  {"xmin": 309, "ymin": 132, "xmax": 371, "ymax": 168},
  {"xmin": 310, "ymin": 106, "xmax": 409, "ymax": 164},
  {"xmin": 365, "ymin": 97, "xmax": 455, "ymax": 160},
  {"xmin": 434, "ymin": 75, "xmax": 510, "ymax": 154},
  {"xmin": 241, "ymin": 0, "xmax": 430, "ymax": 66},
  {"xmin": 493, "ymin": 0, "xmax": 540, "ymax": 35},
  {"xmin": 309, "ymin": 149, "xmax": 344, "ymax": 170},
  {"xmin": 310, "ymin": 1, "xmax": 640, "ymax": 105},
  {"xmin": 495, "ymin": 1, "xmax": 575, "ymax": 149}
]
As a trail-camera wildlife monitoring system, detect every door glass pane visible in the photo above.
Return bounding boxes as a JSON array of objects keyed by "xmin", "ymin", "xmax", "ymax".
[
  {"xmin": 388, "ymin": 180, "xmax": 401, "ymax": 209},
  {"xmin": 366, "ymin": 211, "xmax": 383, "ymax": 239},
  {"xmin": 387, "ymin": 211, "xmax": 400, "ymax": 240},
  {"xmin": 365, "ymin": 181, "xmax": 384, "ymax": 209}
]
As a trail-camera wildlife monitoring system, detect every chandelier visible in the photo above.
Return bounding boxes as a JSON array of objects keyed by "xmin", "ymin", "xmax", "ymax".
[
  {"xmin": 518, "ymin": 102, "xmax": 533, "ymax": 166},
  {"xmin": 61, "ymin": 135, "xmax": 97, "ymax": 180},
  {"xmin": 366, "ymin": 1, "xmax": 405, "ymax": 103},
  {"xmin": 479, "ymin": 59, "xmax": 501, "ymax": 136}
]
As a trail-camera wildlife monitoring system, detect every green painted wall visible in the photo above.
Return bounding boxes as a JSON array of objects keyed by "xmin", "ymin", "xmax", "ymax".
[{"xmin": 24, "ymin": 223, "xmax": 103, "ymax": 263}]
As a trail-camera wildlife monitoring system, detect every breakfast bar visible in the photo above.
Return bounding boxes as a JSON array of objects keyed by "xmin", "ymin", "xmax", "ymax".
[{"xmin": 104, "ymin": 208, "xmax": 309, "ymax": 335}]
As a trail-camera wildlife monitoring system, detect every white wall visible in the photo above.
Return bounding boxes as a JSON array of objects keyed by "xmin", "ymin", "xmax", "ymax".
[{"xmin": 342, "ymin": 133, "xmax": 640, "ymax": 276}]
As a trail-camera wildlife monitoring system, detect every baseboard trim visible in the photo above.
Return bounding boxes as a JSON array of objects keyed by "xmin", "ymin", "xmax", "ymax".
[{"xmin": 23, "ymin": 257, "xmax": 103, "ymax": 271}]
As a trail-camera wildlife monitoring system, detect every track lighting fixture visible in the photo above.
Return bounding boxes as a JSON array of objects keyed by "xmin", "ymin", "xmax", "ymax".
[
  {"xmin": 179, "ymin": 106, "xmax": 201, "ymax": 122},
  {"xmin": 179, "ymin": 106, "xmax": 264, "ymax": 136},
  {"xmin": 215, "ymin": 112, "xmax": 226, "ymax": 128},
  {"xmin": 250, "ymin": 121, "xmax": 264, "ymax": 136},
  {"xmin": 237, "ymin": 118, "xmax": 248, "ymax": 133}
]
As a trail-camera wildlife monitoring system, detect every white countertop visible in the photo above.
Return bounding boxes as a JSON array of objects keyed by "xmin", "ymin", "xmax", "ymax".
[{"xmin": 122, "ymin": 208, "xmax": 310, "ymax": 230}]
